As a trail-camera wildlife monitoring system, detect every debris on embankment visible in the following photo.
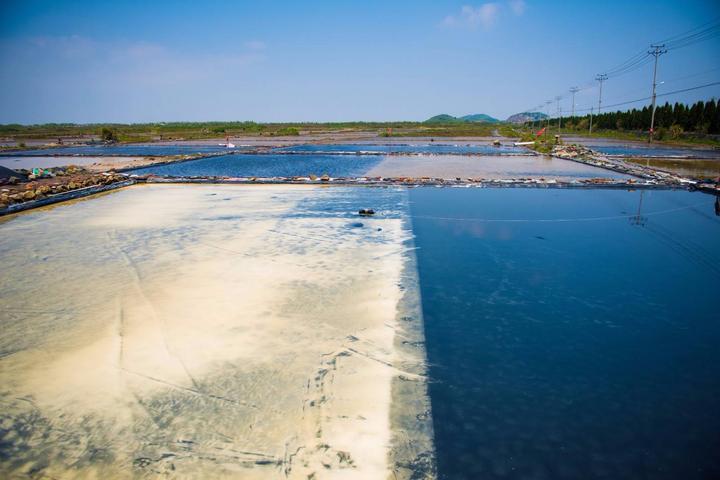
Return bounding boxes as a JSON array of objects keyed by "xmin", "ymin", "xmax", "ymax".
[
  {"xmin": 0, "ymin": 165, "xmax": 129, "ymax": 211},
  {"xmin": 550, "ymin": 144, "xmax": 720, "ymax": 195}
]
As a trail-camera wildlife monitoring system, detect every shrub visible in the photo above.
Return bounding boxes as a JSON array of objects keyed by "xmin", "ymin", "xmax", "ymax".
[
  {"xmin": 101, "ymin": 127, "xmax": 117, "ymax": 142},
  {"xmin": 669, "ymin": 124, "xmax": 683, "ymax": 139},
  {"xmin": 276, "ymin": 127, "xmax": 300, "ymax": 136}
]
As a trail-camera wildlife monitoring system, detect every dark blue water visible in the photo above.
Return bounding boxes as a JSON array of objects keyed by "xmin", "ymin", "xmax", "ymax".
[
  {"xmin": 128, "ymin": 153, "xmax": 383, "ymax": 177},
  {"xmin": 0, "ymin": 144, "xmax": 247, "ymax": 156},
  {"xmin": 591, "ymin": 145, "xmax": 720, "ymax": 159},
  {"xmin": 275, "ymin": 143, "xmax": 530, "ymax": 155},
  {"xmin": 410, "ymin": 187, "xmax": 720, "ymax": 479}
]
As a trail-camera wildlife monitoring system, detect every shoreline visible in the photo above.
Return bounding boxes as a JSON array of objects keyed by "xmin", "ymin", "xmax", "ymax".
[
  {"xmin": 2, "ymin": 177, "xmax": 715, "ymax": 218},
  {"xmin": 388, "ymin": 203, "xmax": 436, "ymax": 479}
]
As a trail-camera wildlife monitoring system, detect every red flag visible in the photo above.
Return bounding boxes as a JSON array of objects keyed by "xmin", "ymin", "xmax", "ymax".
[{"xmin": 535, "ymin": 127, "xmax": 546, "ymax": 137}]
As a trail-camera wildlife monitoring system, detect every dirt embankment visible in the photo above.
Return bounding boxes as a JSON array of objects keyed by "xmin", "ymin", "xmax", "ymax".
[{"xmin": 1, "ymin": 166, "xmax": 127, "ymax": 209}]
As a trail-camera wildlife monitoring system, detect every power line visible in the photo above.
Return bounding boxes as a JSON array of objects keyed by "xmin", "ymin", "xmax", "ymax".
[
  {"xmin": 569, "ymin": 87, "xmax": 580, "ymax": 117},
  {"xmin": 661, "ymin": 18, "xmax": 720, "ymax": 51},
  {"xmin": 558, "ymin": 81, "xmax": 720, "ymax": 115},
  {"xmin": 569, "ymin": 66, "xmax": 720, "ymax": 107},
  {"xmin": 522, "ymin": 18, "xmax": 720, "ymax": 123},
  {"xmin": 657, "ymin": 16, "xmax": 720, "ymax": 44},
  {"xmin": 605, "ymin": 55, "xmax": 654, "ymax": 79}
]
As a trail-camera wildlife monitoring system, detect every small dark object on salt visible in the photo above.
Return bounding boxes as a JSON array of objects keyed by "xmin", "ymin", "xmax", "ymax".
[{"xmin": 358, "ymin": 209, "xmax": 375, "ymax": 216}]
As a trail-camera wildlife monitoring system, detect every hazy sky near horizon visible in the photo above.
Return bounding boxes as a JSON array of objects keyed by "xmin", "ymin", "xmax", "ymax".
[{"xmin": 1, "ymin": 0, "xmax": 719, "ymax": 124}]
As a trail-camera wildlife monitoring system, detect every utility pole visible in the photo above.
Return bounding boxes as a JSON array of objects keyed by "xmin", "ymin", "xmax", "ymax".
[
  {"xmin": 555, "ymin": 96, "xmax": 562, "ymax": 135},
  {"xmin": 569, "ymin": 86, "xmax": 580, "ymax": 118},
  {"xmin": 545, "ymin": 100, "xmax": 552, "ymax": 134},
  {"xmin": 648, "ymin": 44, "xmax": 667, "ymax": 143},
  {"xmin": 596, "ymin": 73, "xmax": 608, "ymax": 116},
  {"xmin": 596, "ymin": 74, "xmax": 608, "ymax": 113},
  {"xmin": 589, "ymin": 106, "xmax": 594, "ymax": 134}
]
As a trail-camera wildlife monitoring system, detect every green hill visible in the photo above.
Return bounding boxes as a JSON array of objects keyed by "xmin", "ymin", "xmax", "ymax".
[
  {"xmin": 459, "ymin": 114, "xmax": 499, "ymax": 123},
  {"xmin": 425, "ymin": 114, "xmax": 461, "ymax": 123},
  {"xmin": 425, "ymin": 113, "xmax": 499, "ymax": 123}
]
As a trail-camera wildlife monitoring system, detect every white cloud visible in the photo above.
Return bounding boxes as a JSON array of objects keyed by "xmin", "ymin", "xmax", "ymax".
[
  {"xmin": 442, "ymin": 3, "xmax": 500, "ymax": 29},
  {"xmin": 0, "ymin": 35, "xmax": 267, "ymax": 92},
  {"xmin": 509, "ymin": 0, "xmax": 526, "ymax": 15}
]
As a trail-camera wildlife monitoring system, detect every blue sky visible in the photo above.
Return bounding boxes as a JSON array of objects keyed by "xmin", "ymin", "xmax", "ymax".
[{"xmin": 0, "ymin": 0, "xmax": 718, "ymax": 123}]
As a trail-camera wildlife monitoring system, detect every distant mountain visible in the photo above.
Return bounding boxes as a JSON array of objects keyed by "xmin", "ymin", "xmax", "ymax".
[
  {"xmin": 425, "ymin": 114, "xmax": 461, "ymax": 123},
  {"xmin": 459, "ymin": 113, "xmax": 499, "ymax": 123},
  {"xmin": 425, "ymin": 113, "xmax": 499, "ymax": 123},
  {"xmin": 506, "ymin": 112, "xmax": 548, "ymax": 124}
]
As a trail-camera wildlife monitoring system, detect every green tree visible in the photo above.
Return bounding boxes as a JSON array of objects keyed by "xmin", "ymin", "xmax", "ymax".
[{"xmin": 101, "ymin": 127, "xmax": 117, "ymax": 142}]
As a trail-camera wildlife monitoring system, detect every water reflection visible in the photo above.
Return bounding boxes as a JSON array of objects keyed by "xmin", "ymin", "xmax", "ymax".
[
  {"xmin": 590, "ymin": 145, "xmax": 720, "ymax": 159},
  {"xmin": 275, "ymin": 143, "xmax": 529, "ymax": 155},
  {"xmin": 410, "ymin": 187, "xmax": 720, "ymax": 480},
  {"xmin": 129, "ymin": 153, "xmax": 383, "ymax": 177},
  {"xmin": 134, "ymin": 153, "xmax": 635, "ymax": 180}
]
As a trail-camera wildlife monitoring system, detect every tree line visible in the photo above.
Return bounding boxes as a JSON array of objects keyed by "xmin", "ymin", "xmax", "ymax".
[{"xmin": 535, "ymin": 99, "xmax": 720, "ymax": 138}]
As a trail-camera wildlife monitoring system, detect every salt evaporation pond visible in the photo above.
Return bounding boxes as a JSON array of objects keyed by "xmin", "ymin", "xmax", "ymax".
[
  {"xmin": 410, "ymin": 187, "xmax": 720, "ymax": 479},
  {"xmin": 129, "ymin": 153, "xmax": 384, "ymax": 177},
  {"xmin": 2, "ymin": 182, "xmax": 719, "ymax": 479},
  {"xmin": 0, "ymin": 144, "xmax": 249, "ymax": 157},
  {"xmin": 0, "ymin": 184, "xmax": 432, "ymax": 479},
  {"xmin": 130, "ymin": 151, "xmax": 628, "ymax": 180},
  {"xmin": 274, "ymin": 143, "xmax": 530, "ymax": 155},
  {"xmin": 590, "ymin": 144, "xmax": 720, "ymax": 159}
]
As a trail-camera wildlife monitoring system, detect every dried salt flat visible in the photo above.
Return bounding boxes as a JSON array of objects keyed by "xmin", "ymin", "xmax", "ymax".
[{"xmin": 0, "ymin": 184, "xmax": 433, "ymax": 479}]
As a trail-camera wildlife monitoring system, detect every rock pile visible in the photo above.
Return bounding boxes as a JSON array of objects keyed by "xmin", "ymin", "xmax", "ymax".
[{"xmin": 0, "ymin": 172, "xmax": 127, "ymax": 209}]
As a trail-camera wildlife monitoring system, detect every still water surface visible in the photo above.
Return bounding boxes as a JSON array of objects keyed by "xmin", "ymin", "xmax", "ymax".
[
  {"xmin": 590, "ymin": 145, "xmax": 720, "ymax": 159},
  {"xmin": 129, "ymin": 153, "xmax": 383, "ymax": 177},
  {"xmin": 0, "ymin": 144, "xmax": 246, "ymax": 157},
  {"xmin": 410, "ymin": 187, "xmax": 720, "ymax": 479},
  {"xmin": 275, "ymin": 144, "xmax": 530, "ymax": 155},
  {"xmin": 130, "ymin": 152, "xmax": 627, "ymax": 180}
]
